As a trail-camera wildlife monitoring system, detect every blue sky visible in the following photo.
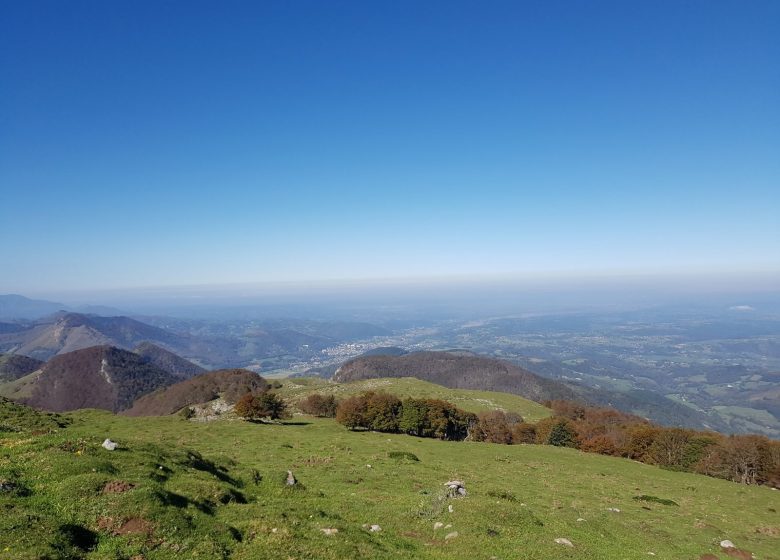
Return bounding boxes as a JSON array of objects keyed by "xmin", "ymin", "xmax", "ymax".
[{"xmin": 1, "ymin": 0, "xmax": 778, "ymax": 295}]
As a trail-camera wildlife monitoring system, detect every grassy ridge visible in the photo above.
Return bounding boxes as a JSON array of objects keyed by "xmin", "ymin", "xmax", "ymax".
[
  {"xmin": 279, "ymin": 376, "xmax": 552, "ymax": 422},
  {"xmin": 2, "ymin": 408, "xmax": 779, "ymax": 559}
]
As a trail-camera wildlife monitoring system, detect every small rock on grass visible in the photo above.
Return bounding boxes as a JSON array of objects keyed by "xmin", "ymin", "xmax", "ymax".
[
  {"xmin": 434, "ymin": 522, "xmax": 444, "ymax": 530},
  {"xmin": 320, "ymin": 528, "xmax": 338, "ymax": 536},
  {"xmin": 445, "ymin": 531, "xmax": 458, "ymax": 540},
  {"xmin": 102, "ymin": 439, "xmax": 118, "ymax": 451},
  {"xmin": 720, "ymin": 540, "xmax": 735, "ymax": 549},
  {"xmin": 555, "ymin": 538, "xmax": 574, "ymax": 547}
]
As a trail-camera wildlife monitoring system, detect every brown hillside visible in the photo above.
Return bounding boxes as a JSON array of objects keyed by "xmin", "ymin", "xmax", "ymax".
[
  {"xmin": 334, "ymin": 351, "xmax": 577, "ymax": 403},
  {"xmin": 23, "ymin": 345, "xmax": 177, "ymax": 412},
  {"xmin": 0, "ymin": 353, "xmax": 43, "ymax": 381},
  {"xmin": 123, "ymin": 369, "xmax": 269, "ymax": 417},
  {"xmin": 134, "ymin": 342, "xmax": 205, "ymax": 379}
]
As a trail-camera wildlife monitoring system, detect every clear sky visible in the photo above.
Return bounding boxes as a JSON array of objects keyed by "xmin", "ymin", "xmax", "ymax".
[{"xmin": 1, "ymin": 0, "xmax": 778, "ymax": 295}]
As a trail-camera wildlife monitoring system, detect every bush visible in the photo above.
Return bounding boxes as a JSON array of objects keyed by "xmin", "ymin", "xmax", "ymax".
[
  {"xmin": 471, "ymin": 410, "xmax": 522, "ymax": 444},
  {"xmin": 234, "ymin": 392, "xmax": 289, "ymax": 421},
  {"xmin": 335, "ymin": 393, "xmax": 474, "ymax": 440},
  {"xmin": 547, "ymin": 420, "xmax": 578, "ymax": 448},
  {"xmin": 299, "ymin": 394, "xmax": 339, "ymax": 418}
]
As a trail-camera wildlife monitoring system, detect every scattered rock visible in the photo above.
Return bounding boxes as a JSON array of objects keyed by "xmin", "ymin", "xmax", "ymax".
[
  {"xmin": 607, "ymin": 507, "xmax": 621, "ymax": 513},
  {"xmin": 369, "ymin": 524, "xmax": 381, "ymax": 532},
  {"xmin": 434, "ymin": 522, "xmax": 444, "ymax": 530},
  {"xmin": 448, "ymin": 504, "xmax": 454, "ymax": 513},
  {"xmin": 555, "ymin": 538, "xmax": 574, "ymax": 547},
  {"xmin": 445, "ymin": 531, "xmax": 458, "ymax": 540},
  {"xmin": 320, "ymin": 528, "xmax": 338, "ymax": 536},
  {"xmin": 444, "ymin": 480, "xmax": 466, "ymax": 497},
  {"xmin": 720, "ymin": 540, "xmax": 736, "ymax": 549},
  {"xmin": 286, "ymin": 470, "xmax": 297, "ymax": 486},
  {"xmin": 101, "ymin": 439, "xmax": 118, "ymax": 451},
  {"xmin": 576, "ymin": 518, "xmax": 585, "ymax": 522}
]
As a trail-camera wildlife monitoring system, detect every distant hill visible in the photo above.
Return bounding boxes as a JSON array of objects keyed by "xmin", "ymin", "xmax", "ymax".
[
  {"xmin": 360, "ymin": 346, "xmax": 409, "ymax": 357},
  {"xmin": 134, "ymin": 342, "xmax": 206, "ymax": 379},
  {"xmin": 334, "ymin": 351, "xmax": 578, "ymax": 403},
  {"xmin": 0, "ymin": 294, "xmax": 65, "ymax": 320},
  {"xmin": 0, "ymin": 353, "xmax": 43, "ymax": 382},
  {"xmin": 123, "ymin": 369, "xmax": 268, "ymax": 417},
  {"xmin": 292, "ymin": 346, "xmax": 410, "ymax": 379},
  {"xmin": 0, "ymin": 321, "xmax": 28, "ymax": 334},
  {"xmin": 0, "ymin": 312, "xmax": 191, "ymax": 361},
  {"xmin": 2, "ymin": 345, "xmax": 177, "ymax": 412}
]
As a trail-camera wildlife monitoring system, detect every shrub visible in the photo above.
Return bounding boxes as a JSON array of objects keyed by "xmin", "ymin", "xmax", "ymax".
[
  {"xmin": 388, "ymin": 451, "xmax": 419, "ymax": 461},
  {"xmin": 300, "ymin": 394, "xmax": 339, "ymax": 417},
  {"xmin": 471, "ymin": 410, "xmax": 522, "ymax": 444},
  {"xmin": 547, "ymin": 420, "xmax": 578, "ymax": 448},
  {"xmin": 234, "ymin": 392, "xmax": 289, "ymax": 421}
]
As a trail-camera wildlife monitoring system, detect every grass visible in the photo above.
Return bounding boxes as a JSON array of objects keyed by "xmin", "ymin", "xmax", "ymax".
[
  {"xmin": 278, "ymin": 376, "xmax": 552, "ymax": 422},
  {"xmin": 2, "ymin": 405, "xmax": 780, "ymax": 559}
]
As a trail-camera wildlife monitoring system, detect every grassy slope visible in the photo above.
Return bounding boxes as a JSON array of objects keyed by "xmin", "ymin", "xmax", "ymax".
[
  {"xmin": 279, "ymin": 376, "xmax": 552, "ymax": 422},
  {"xmin": 2, "ymin": 410, "xmax": 779, "ymax": 560}
]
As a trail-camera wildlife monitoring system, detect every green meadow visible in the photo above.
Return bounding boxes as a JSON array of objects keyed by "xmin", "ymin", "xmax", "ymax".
[{"xmin": 1, "ymin": 383, "xmax": 779, "ymax": 560}]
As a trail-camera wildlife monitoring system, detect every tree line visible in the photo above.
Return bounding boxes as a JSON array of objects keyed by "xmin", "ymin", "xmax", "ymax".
[{"xmin": 295, "ymin": 392, "xmax": 780, "ymax": 488}]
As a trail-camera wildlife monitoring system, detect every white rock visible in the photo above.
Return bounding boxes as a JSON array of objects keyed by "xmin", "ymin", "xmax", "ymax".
[
  {"xmin": 433, "ymin": 522, "xmax": 444, "ymax": 530},
  {"xmin": 647, "ymin": 553, "xmax": 656, "ymax": 556},
  {"xmin": 369, "ymin": 524, "xmax": 381, "ymax": 532},
  {"xmin": 576, "ymin": 518, "xmax": 585, "ymax": 522},
  {"xmin": 101, "ymin": 439, "xmax": 117, "ymax": 451},
  {"xmin": 555, "ymin": 538, "xmax": 574, "ymax": 547},
  {"xmin": 320, "ymin": 528, "xmax": 338, "ymax": 536},
  {"xmin": 607, "ymin": 507, "xmax": 621, "ymax": 513},
  {"xmin": 445, "ymin": 524, "xmax": 452, "ymax": 529},
  {"xmin": 720, "ymin": 540, "xmax": 735, "ymax": 549},
  {"xmin": 448, "ymin": 504, "xmax": 454, "ymax": 513},
  {"xmin": 271, "ymin": 528, "xmax": 278, "ymax": 533},
  {"xmin": 445, "ymin": 531, "xmax": 458, "ymax": 540}
]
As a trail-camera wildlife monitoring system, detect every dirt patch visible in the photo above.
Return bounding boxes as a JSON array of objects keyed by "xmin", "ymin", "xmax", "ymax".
[
  {"xmin": 96, "ymin": 516, "xmax": 153, "ymax": 536},
  {"xmin": 102, "ymin": 480, "xmax": 136, "ymax": 494},
  {"xmin": 699, "ymin": 555, "xmax": 719, "ymax": 560},
  {"xmin": 755, "ymin": 526, "xmax": 780, "ymax": 536},
  {"xmin": 723, "ymin": 548, "xmax": 753, "ymax": 560}
]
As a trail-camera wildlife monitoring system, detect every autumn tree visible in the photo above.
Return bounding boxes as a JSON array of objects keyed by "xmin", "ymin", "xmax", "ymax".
[
  {"xmin": 471, "ymin": 410, "xmax": 522, "ymax": 444},
  {"xmin": 234, "ymin": 392, "xmax": 289, "ymax": 421},
  {"xmin": 336, "ymin": 394, "xmax": 369, "ymax": 429},
  {"xmin": 300, "ymin": 394, "xmax": 339, "ymax": 417}
]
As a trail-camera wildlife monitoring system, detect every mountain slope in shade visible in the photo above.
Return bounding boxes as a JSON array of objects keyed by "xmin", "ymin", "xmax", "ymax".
[
  {"xmin": 0, "ymin": 312, "xmax": 191, "ymax": 361},
  {"xmin": 0, "ymin": 353, "xmax": 43, "ymax": 382},
  {"xmin": 123, "ymin": 369, "xmax": 268, "ymax": 417},
  {"xmin": 134, "ymin": 342, "xmax": 206, "ymax": 379},
  {"xmin": 10, "ymin": 345, "xmax": 177, "ymax": 413},
  {"xmin": 334, "ymin": 351, "xmax": 578, "ymax": 403}
]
